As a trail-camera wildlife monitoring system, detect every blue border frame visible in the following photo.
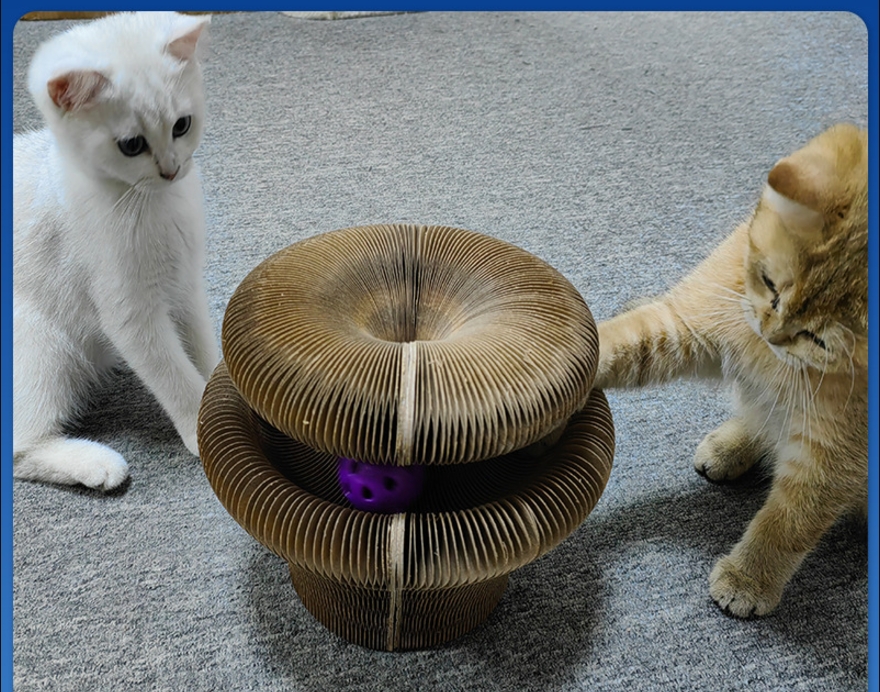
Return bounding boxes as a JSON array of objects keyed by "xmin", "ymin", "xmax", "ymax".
[
  {"xmin": 868, "ymin": 4, "xmax": 879, "ymax": 690},
  {"xmin": 1, "ymin": 5, "xmax": 877, "ymax": 692}
]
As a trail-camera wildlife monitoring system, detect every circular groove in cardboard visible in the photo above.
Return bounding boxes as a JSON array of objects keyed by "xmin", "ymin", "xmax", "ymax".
[{"xmin": 221, "ymin": 224, "xmax": 599, "ymax": 466}]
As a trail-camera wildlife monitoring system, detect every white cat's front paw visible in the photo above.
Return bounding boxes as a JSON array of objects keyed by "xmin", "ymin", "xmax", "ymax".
[
  {"xmin": 708, "ymin": 555, "xmax": 782, "ymax": 618},
  {"xmin": 171, "ymin": 403, "xmax": 202, "ymax": 457},
  {"xmin": 14, "ymin": 438, "xmax": 129, "ymax": 491},
  {"xmin": 78, "ymin": 451, "xmax": 130, "ymax": 490},
  {"xmin": 173, "ymin": 413, "xmax": 200, "ymax": 456},
  {"xmin": 181, "ymin": 430, "xmax": 200, "ymax": 457},
  {"xmin": 172, "ymin": 418, "xmax": 200, "ymax": 456}
]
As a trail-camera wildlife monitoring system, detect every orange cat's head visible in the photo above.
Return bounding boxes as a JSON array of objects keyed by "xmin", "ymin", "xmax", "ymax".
[{"xmin": 743, "ymin": 123, "xmax": 868, "ymax": 373}]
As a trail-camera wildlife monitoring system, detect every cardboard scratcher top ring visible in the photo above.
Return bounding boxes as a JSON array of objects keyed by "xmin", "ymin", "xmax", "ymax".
[{"xmin": 221, "ymin": 224, "xmax": 600, "ymax": 465}]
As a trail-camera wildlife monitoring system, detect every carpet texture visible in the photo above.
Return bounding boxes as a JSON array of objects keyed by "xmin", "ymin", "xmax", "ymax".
[{"xmin": 11, "ymin": 11, "xmax": 868, "ymax": 691}]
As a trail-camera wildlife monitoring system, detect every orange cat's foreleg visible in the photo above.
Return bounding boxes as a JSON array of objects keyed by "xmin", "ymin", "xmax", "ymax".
[
  {"xmin": 595, "ymin": 300, "xmax": 719, "ymax": 389},
  {"xmin": 708, "ymin": 447, "xmax": 853, "ymax": 617}
]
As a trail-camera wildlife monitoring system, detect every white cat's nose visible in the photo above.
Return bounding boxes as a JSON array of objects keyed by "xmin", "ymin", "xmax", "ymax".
[{"xmin": 160, "ymin": 166, "xmax": 180, "ymax": 181}]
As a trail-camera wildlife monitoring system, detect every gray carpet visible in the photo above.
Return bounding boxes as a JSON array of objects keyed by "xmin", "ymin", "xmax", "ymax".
[{"xmin": 11, "ymin": 11, "xmax": 869, "ymax": 691}]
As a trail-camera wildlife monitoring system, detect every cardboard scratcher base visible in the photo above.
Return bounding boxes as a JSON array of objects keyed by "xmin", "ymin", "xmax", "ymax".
[
  {"xmin": 290, "ymin": 564, "xmax": 509, "ymax": 651},
  {"xmin": 199, "ymin": 362, "xmax": 614, "ymax": 651}
]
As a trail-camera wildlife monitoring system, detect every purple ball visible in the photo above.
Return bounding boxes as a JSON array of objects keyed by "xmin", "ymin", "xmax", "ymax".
[{"xmin": 337, "ymin": 457, "xmax": 426, "ymax": 513}]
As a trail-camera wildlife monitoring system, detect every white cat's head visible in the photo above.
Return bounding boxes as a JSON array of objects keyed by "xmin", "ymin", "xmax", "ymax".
[{"xmin": 28, "ymin": 12, "xmax": 209, "ymax": 188}]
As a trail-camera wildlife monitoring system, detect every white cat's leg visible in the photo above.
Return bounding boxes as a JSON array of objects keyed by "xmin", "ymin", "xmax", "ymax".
[
  {"xmin": 13, "ymin": 306, "xmax": 129, "ymax": 490},
  {"xmin": 708, "ymin": 447, "xmax": 852, "ymax": 617},
  {"xmin": 97, "ymin": 303, "xmax": 206, "ymax": 456},
  {"xmin": 693, "ymin": 418, "xmax": 765, "ymax": 481},
  {"xmin": 14, "ymin": 301, "xmax": 85, "ymax": 446},
  {"xmin": 173, "ymin": 285, "xmax": 220, "ymax": 380}
]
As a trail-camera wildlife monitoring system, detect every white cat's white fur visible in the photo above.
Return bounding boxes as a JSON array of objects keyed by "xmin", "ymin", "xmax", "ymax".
[{"xmin": 13, "ymin": 12, "xmax": 219, "ymax": 490}]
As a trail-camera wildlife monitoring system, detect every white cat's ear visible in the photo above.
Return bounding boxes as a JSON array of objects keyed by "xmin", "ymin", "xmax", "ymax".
[
  {"xmin": 47, "ymin": 70, "xmax": 109, "ymax": 112},
  {"xmin": 166, "ymin": 15, "xmax": 210, "ymax": 61}
]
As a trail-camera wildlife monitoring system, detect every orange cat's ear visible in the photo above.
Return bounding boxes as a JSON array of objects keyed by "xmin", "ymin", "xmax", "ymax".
[
  {"xmin": 764, "ymin": 150, "xmax": 834, "ymax": 241},
  {"xmin": 47, "ymin": 70, "xmax": 109, "ymax": 112},
  {"xmin": 766, "ymin": 155, "xmax": 830, "ymax": 213},
  {"xmin": 166, "ymin": 15, "xmax": 210, "ymax": 61},
  {"xmin": 764, "ymin": 157, "xmax": 826, "ymax": 237}
]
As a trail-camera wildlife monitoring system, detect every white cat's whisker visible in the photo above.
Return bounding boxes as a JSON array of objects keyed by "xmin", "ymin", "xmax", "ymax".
[
  {"xmin": 108, "ymin": 184, "xmax": 147, "ymax": 223},
  {"xmin": 103, "ymin": 185, "xmax": 145, "ymax": 240}
]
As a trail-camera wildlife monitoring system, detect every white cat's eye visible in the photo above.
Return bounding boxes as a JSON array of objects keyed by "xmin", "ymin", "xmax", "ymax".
[
  {"xmin": 172, "ymin": 116, "xmax": 192, "ymax": 138},
  {"xmin": 117, "ymin": 135, "xmax": 148, "ymax": 157}
]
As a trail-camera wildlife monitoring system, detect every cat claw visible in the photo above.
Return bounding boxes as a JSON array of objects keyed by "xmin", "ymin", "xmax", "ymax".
[{"xmin": 694, "ymin": 463, "xmax": 727, "ymax": 485}]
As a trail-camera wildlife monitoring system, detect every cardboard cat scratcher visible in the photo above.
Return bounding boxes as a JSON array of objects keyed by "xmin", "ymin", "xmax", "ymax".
[{"xmin": 198, "ymin": 224, "xmax": 615, "ymax": 651}]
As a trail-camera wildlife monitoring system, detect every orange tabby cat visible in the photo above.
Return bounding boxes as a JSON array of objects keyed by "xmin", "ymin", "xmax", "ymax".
[{"xmin": 595, "ymin": 123, "xmax": 868, "ymax": 617}]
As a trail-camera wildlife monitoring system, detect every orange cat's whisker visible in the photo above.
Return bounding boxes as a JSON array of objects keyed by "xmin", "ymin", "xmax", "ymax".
[
  {"xmin": 749, "ymin": 358, "xmax": 790, "ymax": 443},
  {"xmin": 775, "ymin": 363, "xmax": 803, "ymax": 451},
  {"xmin": 799, "ymin": 363, "xmax": 816, "ymax": 450},
  {"xmin": 842, "ymin": 333, "xmax": 857, "ymax": 411},
  {"xmin": 710, "ymin": 296, "xmax": 745, "ymax": 307},
  {"xmin": 707, "ymin": 281, "xmax": 746, "ymax": 300}
]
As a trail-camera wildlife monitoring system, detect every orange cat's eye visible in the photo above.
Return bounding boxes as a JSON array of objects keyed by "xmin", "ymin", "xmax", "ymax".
[
  {"xmin": 761, "ymin": 273, "xmax": 777, "ymax": 294},
  {"xmin": 797, "ymin": 330, "xmax": 827, "ymax": 350},
  {"xmin": 761, "ymin": 273, "xmax": 780, "ymax": 311}
]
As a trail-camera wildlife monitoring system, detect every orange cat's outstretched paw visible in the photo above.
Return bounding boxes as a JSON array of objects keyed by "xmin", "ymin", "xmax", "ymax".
[{"xmin": 708, "ymin": 555, "xmax": 782, "ymax": 618}]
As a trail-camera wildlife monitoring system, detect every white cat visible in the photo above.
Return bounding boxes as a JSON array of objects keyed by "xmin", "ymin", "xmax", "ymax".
[{"xmin": 13, "ymin": 12, "xmax": 219, "ymax": 490}]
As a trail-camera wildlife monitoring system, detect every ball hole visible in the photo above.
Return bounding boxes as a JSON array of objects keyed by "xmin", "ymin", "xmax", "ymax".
[
  {"xmin": 361, "ymin": 487, "xmax": 374, "ymax": 500},
  {"xmin": 383, "ymin": 477, "xmax": 398, "ymax": 491}
]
